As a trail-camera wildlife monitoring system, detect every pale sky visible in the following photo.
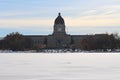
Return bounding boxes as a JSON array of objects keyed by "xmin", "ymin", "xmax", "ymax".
[{"xmin": 0, "ymin": 0, "xmax": 120, "ymax": 36}]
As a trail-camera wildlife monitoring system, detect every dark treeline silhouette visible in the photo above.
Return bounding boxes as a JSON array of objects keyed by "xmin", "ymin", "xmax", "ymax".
[
  {"xmin": 0, "ymin": 32, "xmax": 33, "ymax": 51},
  {"xmin": 0, "ymin": 32, "xmax": 120, "ymax": 52},
  {"xmin": 80, "ymin": 34, "xmax": 120, "ymax": 51}
]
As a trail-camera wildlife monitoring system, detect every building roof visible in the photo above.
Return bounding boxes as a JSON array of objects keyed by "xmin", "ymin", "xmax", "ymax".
[{"xmin": 24, "ymin": 35, "xmax": 47, "ymax": 37}]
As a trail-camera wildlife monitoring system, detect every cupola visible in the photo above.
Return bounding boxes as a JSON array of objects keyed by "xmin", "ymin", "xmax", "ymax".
[{"xmin": 54, "ymin": 13, "xmax": 65, "ymax": 24}]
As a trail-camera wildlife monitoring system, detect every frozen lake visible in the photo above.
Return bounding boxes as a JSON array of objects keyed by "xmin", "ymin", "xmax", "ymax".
[{"xmin": 0, "ymin": 53, "xmax": 120, "ymax": 80}]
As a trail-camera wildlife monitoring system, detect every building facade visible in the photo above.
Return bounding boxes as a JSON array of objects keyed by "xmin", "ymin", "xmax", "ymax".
[{"xmin": 25, "ymin": 13, "xmax": 86, "ymax": 49}]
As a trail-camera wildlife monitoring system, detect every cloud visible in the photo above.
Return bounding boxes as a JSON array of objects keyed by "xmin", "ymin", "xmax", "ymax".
[
  {"xmin": 66, "ymin": 18, "xmax": 120, "ymax": 27},
  {"xmin": 0, "ymin": 5, "xmax": 120, "ymax": 28},
  {"xmin": 65, "ymin": 5, "xmax": 120, "ymax": 27},
  {"xmin": 0, "ymin": 13, "xmax": 120, "ymax": 28},
  {"xmin": 0, "ymin": 18, "xmax": 53, "ymax": 28},
  {"xmin": 81, "ymin": 5, "xmax": 120, "ymax": 16}
]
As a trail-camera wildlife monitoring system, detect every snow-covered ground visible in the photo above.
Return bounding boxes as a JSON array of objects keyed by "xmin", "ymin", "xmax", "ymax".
[{"xmin": 0, "ymin": 53, "xmax": 120, "ymax": 80}]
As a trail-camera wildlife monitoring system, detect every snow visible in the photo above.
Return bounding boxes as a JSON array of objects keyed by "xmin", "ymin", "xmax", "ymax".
[{"xmin": 0, "ymin": 53, "xmax": 120, "ymax": 80}]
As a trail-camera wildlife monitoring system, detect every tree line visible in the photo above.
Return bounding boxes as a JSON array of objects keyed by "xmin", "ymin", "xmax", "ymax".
[
  {"xmin": 0, "ymin": 32, "xmax": 33, "ymax": 51},
  {"xmin": 80, "ymin": 34, "xmax": 120, "ymax": 51},
  {"xmin": 0, "ymin": 32, "xmax": 120, "ymax": 51}
]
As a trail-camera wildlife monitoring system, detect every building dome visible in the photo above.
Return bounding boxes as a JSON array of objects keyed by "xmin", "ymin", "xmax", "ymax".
[{"xmin": 55, "ymin": 13, "xmax": 65, "ymax": 24}]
